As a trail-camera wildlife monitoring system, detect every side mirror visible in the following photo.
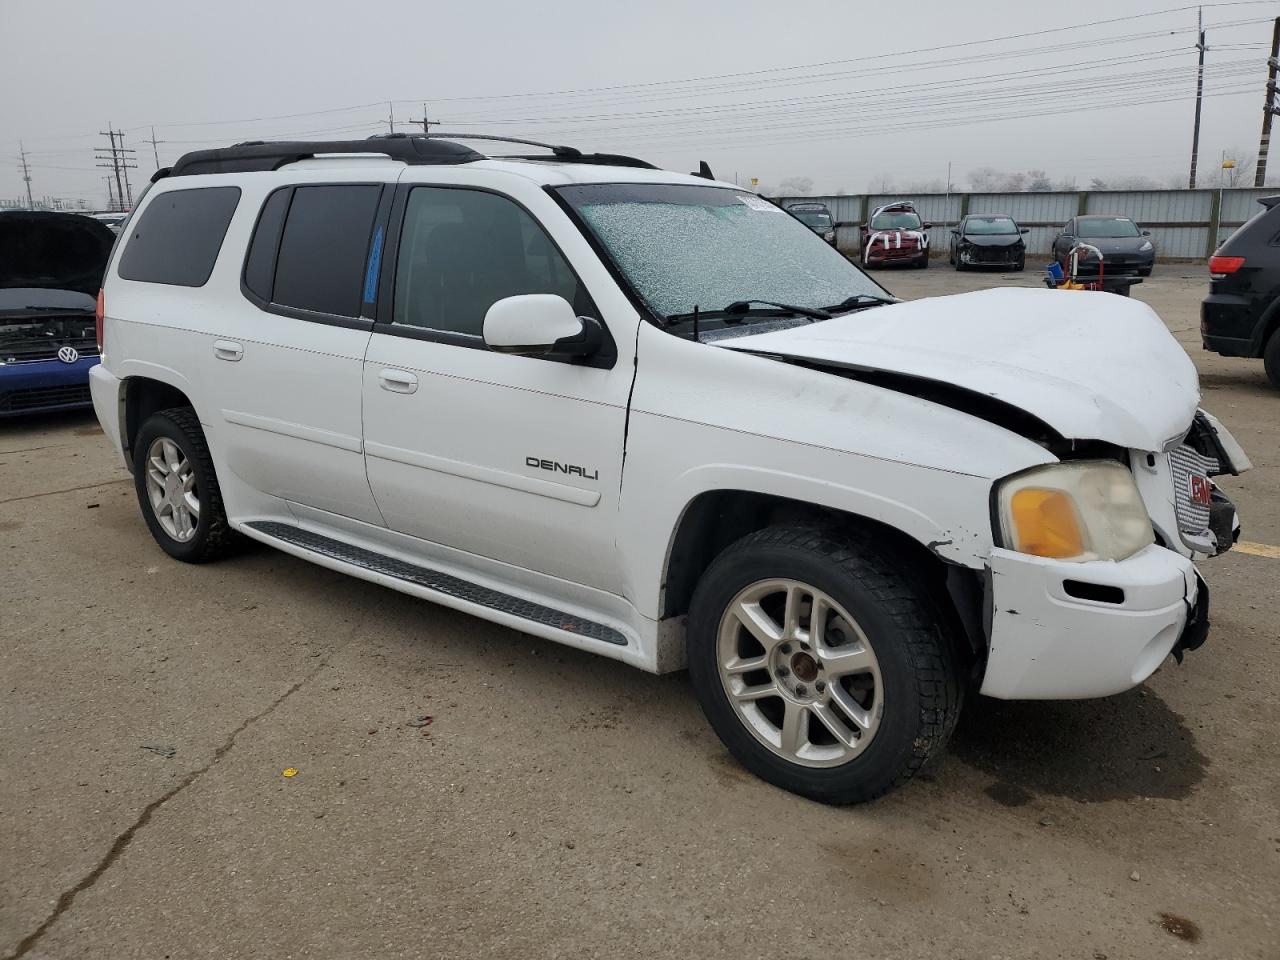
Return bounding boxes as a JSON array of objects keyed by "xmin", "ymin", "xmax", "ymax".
[
  {"xmin": 1020, "ymin": 227, "xmax": 1030, "ymax": 234},
  {"xmin": 950, "ymin": 229, "xmax": 960, "ymax": 236},
  {"xmin": 922, "ymin": 222, "xmax": 933, "ymax": 230},
  {"xmin": 1141, "ymin": 230, "xmax": 1151, "ymax": 237},
  {"xmin": 483, "ymin": 294, "xmax": 602, "ymax": 358}
]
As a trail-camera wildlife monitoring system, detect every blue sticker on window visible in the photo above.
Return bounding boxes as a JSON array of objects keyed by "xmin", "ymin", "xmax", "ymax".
[{"xmin": 362, "ymin": 225, "xmax": 384, "ymax": 305}]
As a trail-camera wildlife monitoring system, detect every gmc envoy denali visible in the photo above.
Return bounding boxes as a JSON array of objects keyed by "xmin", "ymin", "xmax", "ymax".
[{"xmin": 91, "ymin": 134, "xmax": 1249, "ymax": 803}]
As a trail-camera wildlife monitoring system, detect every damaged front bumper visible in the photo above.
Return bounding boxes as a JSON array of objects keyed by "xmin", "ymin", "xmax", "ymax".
[{"xmin": 980, "ymin": 543, "xmax": 1202, "ymax": 700}]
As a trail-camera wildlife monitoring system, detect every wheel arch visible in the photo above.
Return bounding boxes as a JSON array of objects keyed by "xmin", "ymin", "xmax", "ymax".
[
  {"xmin": 121, "ymin": 373, "xmax": 197, "ymax": 466},
  {"xmin": 658, "ymin": 489, "xmax": 986, "ymax": 660}
]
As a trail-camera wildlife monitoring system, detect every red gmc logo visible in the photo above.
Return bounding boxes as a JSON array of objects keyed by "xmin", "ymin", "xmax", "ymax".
[{"xmin": 1189, "ymin": 474, "xmax": 1212, "ymax": 507}]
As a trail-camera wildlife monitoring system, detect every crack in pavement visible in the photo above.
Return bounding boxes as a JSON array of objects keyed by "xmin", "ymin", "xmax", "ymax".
[
  {"xmin": 0, "ymin": 479, "xmax": 131, "ymax": 506},
  {"xmin": 1, "ymin": 657, "xmax": 332, "ymax": 960}
]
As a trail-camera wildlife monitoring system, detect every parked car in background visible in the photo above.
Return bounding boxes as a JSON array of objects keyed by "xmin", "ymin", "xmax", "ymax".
[
  {"xmin": 948, "ymin": 214, "xmax": 1028, "ymax": 271},
  {"xmin": 1052, "ymin": 215, "xmax": 1154, "ymax": 277},
  {"xmin": 861, "ymin": 201, "xmax": 930, "ymax": 269},
  {"xmin": 786, "ymin": 201, "xmax": 837, "ymax": 246},
  {"xmin": 1202, "ymin": 194, "xmax": 1280, "ymax": 388},
  {"xmin": 90, "ymin": 212, "xmax": 129, "ymax": 234},
  {"xmin": 0, "ymin": 211, "xmax": 114, "ymax": 416}
]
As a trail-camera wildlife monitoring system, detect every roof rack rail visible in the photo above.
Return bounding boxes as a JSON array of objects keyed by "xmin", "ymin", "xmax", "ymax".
[
  {"xmin": 423, "ymin": 132, "xmax": 657, "ymax": 169},
  {"xmin": 165, "ymin": 135, "xmax": 484, "ymax": 178},
  {"xmin": 161, "ymin": 132, "xmax": 657, "ymax": 178}
]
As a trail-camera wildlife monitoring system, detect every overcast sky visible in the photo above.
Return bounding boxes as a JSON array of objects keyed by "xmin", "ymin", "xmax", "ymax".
[{"xmin": 2, "ymin": 0, "xmax": 1276, "ymax": 205}]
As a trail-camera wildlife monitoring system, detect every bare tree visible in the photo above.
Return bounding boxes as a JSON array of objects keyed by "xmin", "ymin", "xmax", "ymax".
[
  {"xmin": 1055, "ymin": 176, "xmax": 1079, "ymax": 191},
  {"xmin": 967, "ymin": 167, "xmax": 1004, "ymax": 192},
  {"xmin": 1220, "ymin": 147, "xmax": 1255, "ymax": 187},
  {"xmin": 867, "ymin": 173, "xmax": 896, "ymax": 193},
  {"xmin": 1028, "ymin": 170, "xmax": 1053, "ymax": 192},
  {"xmin": 778, "ymin": 176, "xmax": 814, "ymax": 196},
  {"xmin": 1088, "ymin": 177, "xmax": 1109, "ymax": 191}
]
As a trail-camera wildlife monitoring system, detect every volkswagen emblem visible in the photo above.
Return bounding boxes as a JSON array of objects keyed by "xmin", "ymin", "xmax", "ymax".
[{"xmin": 57, "ymin": 346, "xmax": 79, "ymax": 364}]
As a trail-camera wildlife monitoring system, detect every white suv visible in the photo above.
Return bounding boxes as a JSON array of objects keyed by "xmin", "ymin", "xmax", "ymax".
[{"xmin": 91, "ymin": 134, "xmax": 1249, "ymax": 803}]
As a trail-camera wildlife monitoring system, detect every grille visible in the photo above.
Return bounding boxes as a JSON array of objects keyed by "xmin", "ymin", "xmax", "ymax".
[
  {"xmin": 0, "ymin": 384, "xmax": 92, "ymax": 412},
  {"xmin": 0, "ymin": 342, "xmax": 99, "ymax": 363},
  {"xmin": 1169, "ymin": 443, "xmax": 1218, "ymax": 539}
]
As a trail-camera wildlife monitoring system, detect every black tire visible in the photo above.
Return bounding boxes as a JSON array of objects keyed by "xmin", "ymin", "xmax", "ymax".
[
  {"xmin": 1014, "ymin": 255, "xmax": 1025, "ymax": 272},
  {"xmin": 687, "ymin": 524, "xmax": 962, "ymax": 804},
  {"xmin": 917, "ymin": 255, "xmax": 930, "ymax": 270},
  {"xmin": 1138, "ymin": 265, "xmax": 1153, "ymax": 277},
  {"xmin": 132, "ymin": 407, "xmax": 241, "ymax": 563},
  {"xmin": 1264, "ymin": 329, "xmax": 1280, "ymax": 389}
]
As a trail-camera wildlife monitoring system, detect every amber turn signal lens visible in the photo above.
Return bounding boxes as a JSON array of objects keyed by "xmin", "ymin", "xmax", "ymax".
[{"xmin": 1008, "ymin": 487, "xmax": 1085, "ymax": 559}]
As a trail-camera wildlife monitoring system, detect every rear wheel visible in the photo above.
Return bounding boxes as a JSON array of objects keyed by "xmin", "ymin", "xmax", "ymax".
[
  {"xmin": 133, "ymin": 407, "xmax": 241, "ymax": 563},
  {"xmin": 687, "ymin": 524, "xmax": 962, "ymax": 804},
  {"xmin": 1264, "ymin": 329, "xmax": 1280, "ymax": 389}
]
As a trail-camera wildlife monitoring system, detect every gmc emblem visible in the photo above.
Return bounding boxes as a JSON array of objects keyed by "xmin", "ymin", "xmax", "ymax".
[{"xmin": 1189, "ymin": 474, "xmax": 1212, "ymax": 507}]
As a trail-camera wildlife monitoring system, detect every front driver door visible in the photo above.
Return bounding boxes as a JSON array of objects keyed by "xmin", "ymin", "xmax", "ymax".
[{"xmin": 361, "ymin": 181, "xmax": 633, "ymax": 594}]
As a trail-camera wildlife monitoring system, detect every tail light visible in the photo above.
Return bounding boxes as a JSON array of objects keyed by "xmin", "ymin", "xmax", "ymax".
[
  {"xmin": 1208, "ymin": 255, "xmax": 1245, "ymax": 276},
  {"xmin": 95, "ymin": 288, "xmax": 105, "ymax": 352}
]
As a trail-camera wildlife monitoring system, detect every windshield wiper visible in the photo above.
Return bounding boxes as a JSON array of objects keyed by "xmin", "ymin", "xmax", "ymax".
[
  {"xmin": 821, "ymin": 293, "xmax": 900, "ymax": 314},
  {"xmin": 665, "ymin": 299, "xmax": 831, "ymax": 326}
]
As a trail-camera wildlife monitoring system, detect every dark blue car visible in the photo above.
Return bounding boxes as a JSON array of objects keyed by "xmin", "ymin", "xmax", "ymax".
[{"xmin": 1, "ymin": 211, "xmax": 116, "ymax": 416}]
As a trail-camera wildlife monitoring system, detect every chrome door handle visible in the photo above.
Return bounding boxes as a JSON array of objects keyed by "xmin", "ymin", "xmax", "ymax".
[
  {"xmin": 379, "ymin": 369, "xmax": 418, "ymax": 394},
  {"xmin": 213, "ymin": 340, "xmax": 243, "ymax": 362}
]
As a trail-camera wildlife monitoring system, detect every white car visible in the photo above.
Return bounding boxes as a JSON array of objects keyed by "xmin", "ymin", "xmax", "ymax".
[{"xmin": 90, "ymin": 134, "xmax": 1249, "ymax": 803}]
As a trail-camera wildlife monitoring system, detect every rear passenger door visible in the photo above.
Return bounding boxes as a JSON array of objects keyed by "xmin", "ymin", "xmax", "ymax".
[{"xmin": 207, "ymin": 174, "xmax": 390, "ymax": 525}]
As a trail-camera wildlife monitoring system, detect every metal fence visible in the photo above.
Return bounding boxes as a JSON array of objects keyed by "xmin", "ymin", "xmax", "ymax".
[{"xmin": 772, "ymin": 187, "xmax": 1278, "ymax": 261}]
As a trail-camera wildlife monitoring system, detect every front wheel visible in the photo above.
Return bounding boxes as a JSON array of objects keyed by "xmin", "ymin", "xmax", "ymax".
[
  {"xmin": 1014, "ymin": 255, "xmax": 1025, "ymax": 272},
  {"xmin": 133, "ymin": 407, "xmax": 241, "ymax": 563},
  {"xmin": 687, "ymin": 524, "xmax": 962, "ymax": 804}
]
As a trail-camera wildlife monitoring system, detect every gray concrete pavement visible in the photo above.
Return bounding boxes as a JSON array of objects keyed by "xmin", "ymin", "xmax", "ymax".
[{"xmin": 2, "ymin": 269, "xmax": 1278, "ymax": 959}]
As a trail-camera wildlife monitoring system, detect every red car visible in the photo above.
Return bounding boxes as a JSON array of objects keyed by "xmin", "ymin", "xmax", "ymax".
[{"xmin": 861, "ymin": 201, "xmax": 931, "ymax": 269}]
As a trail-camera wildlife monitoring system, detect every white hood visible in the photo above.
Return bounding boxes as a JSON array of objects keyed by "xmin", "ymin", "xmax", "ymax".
[{"xmin": 718, "ymin": 287, "xmax": 1199, "ymax": 451}]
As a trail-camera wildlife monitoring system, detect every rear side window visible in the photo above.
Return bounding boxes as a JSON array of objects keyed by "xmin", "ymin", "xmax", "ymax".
[
  {"xmin": 272, "ymin": 185, "xmax": 381, "ymax": 318},
  {"xmin": 243, "ymin": 188, "xmax": 291, "ymax": 302},
  {"xmin": 117, "ymin": 186, "xmax": 240, "ymax": 286}
]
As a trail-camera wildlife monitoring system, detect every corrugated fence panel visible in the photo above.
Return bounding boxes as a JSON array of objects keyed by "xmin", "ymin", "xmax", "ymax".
[{"xmin": 772, "ymin": 188, "xmax": 1275, "ymax": 260}]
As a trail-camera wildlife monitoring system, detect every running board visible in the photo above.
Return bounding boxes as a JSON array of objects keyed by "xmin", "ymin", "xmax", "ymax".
[{"xmin": 245, "ymin": 520, "xmax": 627, "ymax": 646}]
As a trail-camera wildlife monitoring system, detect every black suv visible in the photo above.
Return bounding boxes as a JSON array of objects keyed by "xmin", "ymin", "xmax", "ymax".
[{"xmin": 1202, "ymin": 195, "xmax": 1280, "ymax": 388}]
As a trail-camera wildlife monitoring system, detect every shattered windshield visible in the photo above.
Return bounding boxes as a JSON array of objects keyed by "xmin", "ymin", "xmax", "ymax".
[{"xmin": 557, "ymin": 183, "xmax": 885, "ymax": 323}]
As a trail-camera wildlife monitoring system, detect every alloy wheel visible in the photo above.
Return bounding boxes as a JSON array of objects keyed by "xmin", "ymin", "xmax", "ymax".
[
  {"xmin": 144, "ymin": 436, "xmax": 200, "ymax": 542},
  {"xmin": 716, "ymin": 579, "xmax": 882, "ymax": 768}
]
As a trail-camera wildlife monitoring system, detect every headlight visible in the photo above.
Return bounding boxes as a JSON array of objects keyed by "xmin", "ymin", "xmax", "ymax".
[
  {"xmin": 1139, "ymin": 241, "xmax": 1153, "ymax": 252},
  {"xmin": 823, "ymin": 230, "xmax": 835, "ymax": 241},
  {"xmin": 995, "ymin": 461, "xmax": 1153, "ymax": 562}
]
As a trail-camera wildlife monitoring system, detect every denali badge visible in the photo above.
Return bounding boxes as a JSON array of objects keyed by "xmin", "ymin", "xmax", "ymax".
[
  {"xmin": 57, "ymin": 346, "xmax": 79, "ymax": 364},
  {"xmin": 1189, "ymin": 474, "xmax": 1212, "ymax": 507},
  {"xmin": 526, "ymin": 457, "xmax": 598, "ymax": 480}
]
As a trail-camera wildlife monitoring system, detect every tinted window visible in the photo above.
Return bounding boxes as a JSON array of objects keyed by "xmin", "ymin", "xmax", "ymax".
[
  {"xmin": 869, "ymin": 210, "xmax": 922, "ymax": 230},
  {"xmin": 273, "ymin": 185, "xmax": 381, "ymax": 317},
  {"xmin": 243, "ymin": 187, "xmax": 291, "ymax": 302},
  {"xmin": 393, "ymin": 187, "xmax": 593, "ymax": 336},
  {"xmin": 117, "ymin": 186, "xmax": 240, "ymax": 286},
  {"xmin": 1076, "ymin": 217, "xmax": 1140, "ymax": 238}
]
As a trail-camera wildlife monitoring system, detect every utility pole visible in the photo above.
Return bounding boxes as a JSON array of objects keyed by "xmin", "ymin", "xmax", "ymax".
[
  {"xmin": 95, "ymin": 125, "xmax": 137, "ymax": 211},
  {"xmin": 1189, "ymin": 7, "xmax": 1206, "ymax": 189},
  {"xmin": 1255, "ymin": 16, "xmax": 1280, "ymax": 187},
  {"xmin": 412, "ymin": 103, "xmax": 437, "ymax": 135},
  {"xmin": 387, "ymin": 101, "xmax": 396, "ymax": 134},
  {"xmin": 142, "ymin": 125, "xmax": 166, "ymax": 170},
  {"xmin": 18, "ymin": 141, "xmax": 34, "ymax": 208},
  {"xmin": 103, "ymin": 175, "xmax": 116, "ymax": 212}
]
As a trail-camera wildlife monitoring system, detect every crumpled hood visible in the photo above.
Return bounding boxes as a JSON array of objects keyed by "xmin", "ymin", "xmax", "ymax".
[
  {"xmin": 960, "ymin": 233, "xmax": 1023, "ymax": 247},
  {"xmin": 718, "ymin": 287, "xmax": 1199, "ymax": 451}
]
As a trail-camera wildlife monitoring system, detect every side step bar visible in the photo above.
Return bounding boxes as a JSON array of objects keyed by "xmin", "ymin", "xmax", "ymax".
[{"xmin": 245, "ymin": 520, "xmax": 627, "ymax": 646}]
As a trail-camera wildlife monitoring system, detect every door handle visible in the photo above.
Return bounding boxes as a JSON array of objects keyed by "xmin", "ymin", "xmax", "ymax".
[
  {"xmin": 214, "ymin": 340, "xmax": 243, "ymax": 362},
  {"xmin": 379, "ymin": 369, "xmax": 418, "ymax": 394}
]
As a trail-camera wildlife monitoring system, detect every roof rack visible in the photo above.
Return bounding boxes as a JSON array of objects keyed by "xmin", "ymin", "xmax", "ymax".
[
  {"xmin": 165, "ymin": 135, "xmax": 483, "ymax": 177},
  {"xmin": 425, "ymin": 132, "xmax": 657, "ymax": 169},
  {"xmin": 162, "ymin": 132, "xmax": 656, "ymax": 179}
]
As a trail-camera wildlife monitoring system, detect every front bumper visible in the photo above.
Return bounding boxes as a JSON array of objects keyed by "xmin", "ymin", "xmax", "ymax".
[
  {"xmin": 0, "ymin": 356, "xmax": 98, "ymax": 417},
  {"xmin": 980, "ymin": 543, "xmax": 1201, "ymax": 700},
  {"xmin": 958, "ymin": 245, "xmax": 1022, "ymax": 267}
]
